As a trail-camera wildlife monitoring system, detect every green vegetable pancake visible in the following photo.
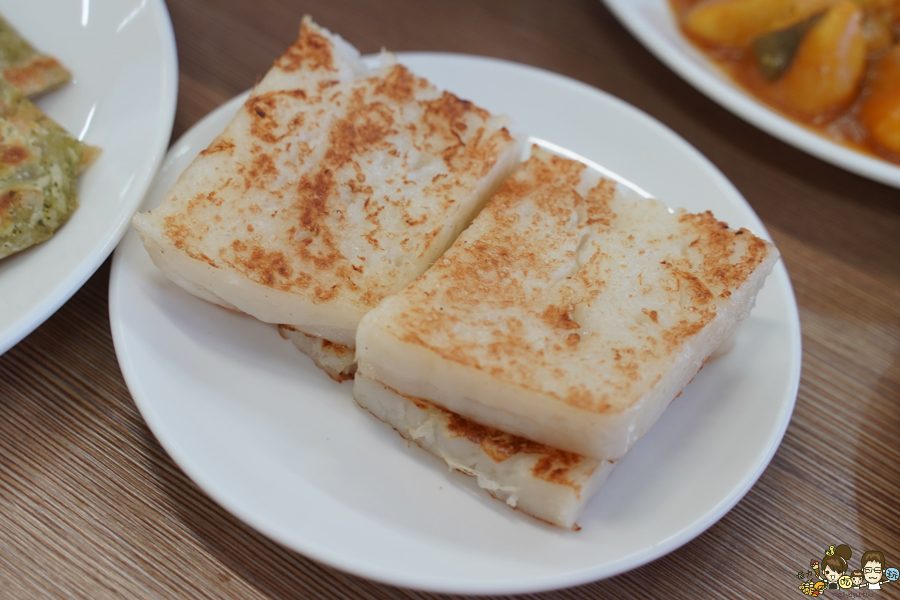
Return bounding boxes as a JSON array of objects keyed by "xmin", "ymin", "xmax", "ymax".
[
  {"xmin": 0, "ymin": 14, "xmax": 71, "ymax": 97},
  {"xmin": 0, "ymin": 79, "xmax": 96, "ymax": 259}
]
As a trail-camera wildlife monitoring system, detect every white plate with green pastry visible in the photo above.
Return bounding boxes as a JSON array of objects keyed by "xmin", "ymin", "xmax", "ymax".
[{"xmin": 0, "ymin": 0, "xmax": 177, "ymax": 355}]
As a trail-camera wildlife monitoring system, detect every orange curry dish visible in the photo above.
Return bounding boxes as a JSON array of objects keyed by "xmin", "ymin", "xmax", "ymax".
[{"xmin": 671, "ymin": 0, "xmax": 900, "ymax": 163}]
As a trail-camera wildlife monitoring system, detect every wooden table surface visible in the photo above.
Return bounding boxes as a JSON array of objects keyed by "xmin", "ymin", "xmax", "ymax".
[{"xmin": 2, "ymin": 0, "xmax": 899, "ymax": 598}]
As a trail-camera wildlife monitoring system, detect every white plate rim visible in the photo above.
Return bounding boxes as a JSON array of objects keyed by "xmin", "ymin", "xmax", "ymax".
[
  {"xmin": 110, "ymin": 52, "xmax": 802, "ymax": 594},
  {"xmin": 0, "ymin": 0, "xmax": 178, "ymax": 355},
  {"xmin": 601, "ymin": 0, "xmax": 900, "ymax": 189}
]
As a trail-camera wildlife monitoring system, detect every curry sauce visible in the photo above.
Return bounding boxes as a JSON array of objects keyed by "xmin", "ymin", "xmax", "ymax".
[{"xmin": 670, "ymin": 0, "xmax": 900, "ymax": 164}]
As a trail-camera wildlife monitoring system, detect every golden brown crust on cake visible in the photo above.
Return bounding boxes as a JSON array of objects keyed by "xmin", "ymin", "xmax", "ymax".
[
  {"xmin": 383, "ymin": 384, "xmax": 595, "ymax": 492},
  {"xmin": 353, "ymin": 371, "xmax": 617, "ymax": 528},
  {"xmin": 275, "ymin": 18, "xmax": 337, "ymax": 73},
  {"xmin": 370, "ymin": 147, "xmax": 778, "ymax": 416},
  {"xmin": 144, "ymin": 18, "xmax": 519, "ymax": 320},
  {"xmin": 278, "ymin": 324, "xmax": 356, "ymax": 382}
]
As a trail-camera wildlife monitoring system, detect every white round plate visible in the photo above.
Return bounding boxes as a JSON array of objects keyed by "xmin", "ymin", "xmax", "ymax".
[
  {"xmin": 110, "ymin": 54, "xmax": 801, "ymax": 594},
  {"xmin": 0, "ymin": 0, "xmax": 177, "ymax": 354},
  {"xmin": 602, "ymin": 0, "xmax": 900, "ymax": 189}
]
